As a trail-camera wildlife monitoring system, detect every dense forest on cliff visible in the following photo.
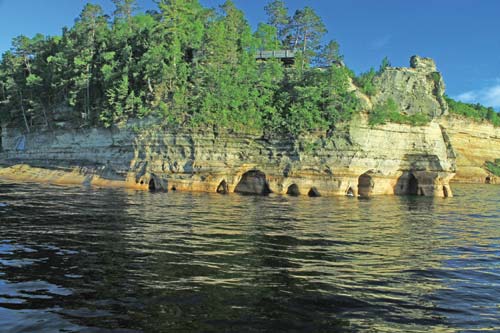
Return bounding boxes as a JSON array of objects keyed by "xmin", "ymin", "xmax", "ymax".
[
  {"xmin": 0, "ymin": 0, "xmax": 498, "ymax": 135},
  {"xmin": 0, "ymin": 0, "xmax": 359, "ymax": 135}
]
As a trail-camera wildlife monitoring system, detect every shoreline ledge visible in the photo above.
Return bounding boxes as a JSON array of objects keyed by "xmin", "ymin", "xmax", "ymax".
[{"xmin": 0, "ymin": 114, "xmax": 456, "ymax": 198}]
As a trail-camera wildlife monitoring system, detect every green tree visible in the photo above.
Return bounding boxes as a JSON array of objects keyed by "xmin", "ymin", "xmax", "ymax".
[
  {"xmin": 143, "ymin": 0, "xmax": 205, "ymax": 125},
  {"xmin": 254, "ymin": 23, "xmax": 279, "ymax": 50},
  {"xmin": 378, "ymin": 56, "xmax": 391, "ymax": 73},
  {"xmin": 112, "ymin": 0, "xmax": 138, "ymax": 21},
  {"xmin": 316, "ymin": 40, "xmax": 341, "ymax": 67},
  {"xmin": 191, "ymin": 0, "xmax": 264, "ymax": 132},
  {"xmin": 264, "ymin": 0, "xmax": 289, "ymax": 47},
  {"xmin": 0, "ymin": 0, "xmax": 367, "ymax": 135},
  {"xmin": 446, "ymin": 96, "xmax": 500, "ymax": 126},
  {"xmin": 289, "ymin": 7, "xmax": 326, "ymax": 52},
  {"xmin": 354, "ymin": 68, "xmax": 377, "ymax": 96},
  {"xmin": 71, "ymin": 4, "xmax": 109, "ymax": 123},
  {"xmin": 0, "ymin": 51, "xmax": 31, "ymax": 132},
  {"xmin": 287, "ymin": 7, "xmax": 327, "ymax": 68}
]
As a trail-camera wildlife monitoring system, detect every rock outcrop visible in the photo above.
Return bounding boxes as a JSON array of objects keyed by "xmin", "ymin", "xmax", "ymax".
[
  {"xmin": 372, "ymin": 55, "xmax": 448, "ymax": 117},
  {"xmin": 0, "ymin": 56, "xmax": 458, "ymax": 197}
]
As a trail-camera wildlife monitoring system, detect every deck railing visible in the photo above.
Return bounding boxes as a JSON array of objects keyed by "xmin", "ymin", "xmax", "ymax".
[{"xmin": 255, "ymin": 50, "xmax": 295, "ymax": 59}]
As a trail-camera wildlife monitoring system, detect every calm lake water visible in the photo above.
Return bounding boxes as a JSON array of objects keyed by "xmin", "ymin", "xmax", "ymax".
[{"xmin": 0, "ymin": 181, "xmax": 498, "ymax": 333}]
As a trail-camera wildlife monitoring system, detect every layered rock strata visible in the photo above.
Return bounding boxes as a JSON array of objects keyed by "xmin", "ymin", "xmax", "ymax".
[
  {"xmin": 440, "ymin": 117, "xmax": 500, "ymax": 184},
  {"xmin": 0, "ymin": 56, "xmax": 458, "ymax": 197},
  {"xmin": 0, "ymin": 114, "xmax": 455, "ymax": 197}
]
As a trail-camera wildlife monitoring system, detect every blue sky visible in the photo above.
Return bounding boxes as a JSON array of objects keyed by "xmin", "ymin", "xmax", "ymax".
[{"xmin": 1, "ymin": 0, "xmax": 500, "ymax": 108}]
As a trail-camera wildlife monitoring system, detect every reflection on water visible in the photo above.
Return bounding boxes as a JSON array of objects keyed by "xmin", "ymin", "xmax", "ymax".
[{"xmin": 0, "ymin": 182, "xmax": 499, "ymax": 332}]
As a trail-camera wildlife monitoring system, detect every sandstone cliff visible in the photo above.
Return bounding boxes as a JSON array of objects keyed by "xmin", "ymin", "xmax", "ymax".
[
  {"xmin": 0, "ymin": 117, "xmax": 455, "ymax": 197},
  {"xmin": 439, "ymin": 116, "xmax": 500, "ymax": 184},
  {"xmin": 0, "ymin": 56, "xmax": 457, "ymax": 197}
]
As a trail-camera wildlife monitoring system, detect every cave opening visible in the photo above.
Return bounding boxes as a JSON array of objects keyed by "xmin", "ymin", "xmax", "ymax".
[
  {"xmin": 408, "ymin": 174, "xmax": 419, "ymax": 195},
  {"xmin": 287, "ymin": 184, "xmax": 300, "ymax": 196},
  {"xmin": 346, "ymin": 187, "xmax": 354, "ymax": 197},
  {"xmin": 234, "ymin": 170, "xmax": 271, "ymax": 195},
  {"xmin": 149, "ymin": 179, "xmax": 156, "ymax": 191},
  {"xmin": 217, "ymin": 180, "xmax": 229, "ymax": 194},
  {"xmin": 308, "ymin": 187, "xmax": 321, "ymax": 197},
  {"xmin": 358, "ymin": 172, "xmax": 374, "ymax": 198}
]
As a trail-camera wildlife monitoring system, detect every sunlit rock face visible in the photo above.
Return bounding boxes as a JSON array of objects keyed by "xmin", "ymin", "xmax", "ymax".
[
  {"xmin": 439, "ymin": 117, "xmax": 500, "ymax": 184},
  {"xmin": 0, "ymin": 56, "xmax": 460, "ymax": 198},
  {"xmin": 0, "ymin": 116, "xmax": 456, "ymax": 198},
  {"xmin": 371, "ymin": 55, "xmax": 448, "ymax": 118}
]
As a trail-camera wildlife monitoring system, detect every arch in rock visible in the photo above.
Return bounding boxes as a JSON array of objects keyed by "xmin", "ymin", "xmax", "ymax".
[
  {"xmin": 286, "ymin": 184, "xmax": 300, "ymax": 196},
  {"xmin": 148, "ymin": 178, "xmax": 156, "ymax": 191},
  {"xmin": 217, "ymin": 180, "xmax": 229, "ymax": 194},
  {"xmin": 308, "ymin": 187, "xmax": 321, "ymax": 197},
  {"xmin": 346, "ymin": 187, "xmax": 354, "ymax": 197},
  {"xmin": 486, "ymin": 176, "xmax": 491, "ymax": 184},
  {"xmin": 234, "ymin": 170, "xmax": 271, "ymax": 195},
  {"xmin": 408, "ymin": 173, "xmax": 419, "ymax": 195},
  {"xmin": 395, "ymin": 172, "xmax": 420, "ymax": 196},
  {"xmin": 358, "ymin": 172, "xmax": 374, "ymax": 198},
  {"xmin": 443, "ymin": 186, "xmax": 449, "ymax": 198}
]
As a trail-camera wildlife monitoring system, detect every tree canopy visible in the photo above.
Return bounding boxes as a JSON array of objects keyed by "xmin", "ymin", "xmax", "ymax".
[
  {"xmin": 4, "ymin": 0, "xmax": 492, "ymax": 136},
  {"xmin": 0, "ymin": 0, "xmax": 358, "ymax": 136}
]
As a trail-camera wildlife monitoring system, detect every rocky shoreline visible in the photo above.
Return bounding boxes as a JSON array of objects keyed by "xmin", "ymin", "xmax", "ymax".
[
  {"xmin": 0, "ymin": 113, "xmax": 456, "ymax": 198},
  {"xmin": 0, "ymin": 56, "xmax": 497, "ymax": 196}
]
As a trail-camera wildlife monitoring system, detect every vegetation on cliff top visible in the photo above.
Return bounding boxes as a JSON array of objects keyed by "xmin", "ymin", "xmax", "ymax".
[
  {"xmin": 0, "ymin": 0, "xmax": 364, "ymax": 136},
  {"xmin": 1, "ymin": 0, "xmax": 497, "ymax": 135},
  {"xmin": 446, "ymin": 96, "xmax": 500, "ymax": 126}
]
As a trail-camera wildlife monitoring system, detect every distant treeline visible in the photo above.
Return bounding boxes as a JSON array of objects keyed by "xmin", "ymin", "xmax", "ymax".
[{"xmin": 445, "ymin": 97, "xmax": 500, "ymax": 126}]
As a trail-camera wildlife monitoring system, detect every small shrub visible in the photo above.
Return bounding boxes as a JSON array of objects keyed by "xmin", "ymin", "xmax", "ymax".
[
  {"xmin": 430, "ymin": 72, "xmax": 441, "ymax": 85},
  {"xmin": 369, "ymin": 98, "xmax": 430, "ymax": 126},
  {"xmin": 485, "ymin": 159, "xmax": 500, "ymax": 176},
  {"xmin": 354, "ymin": 68, "xmax": 377, "ymax": 96}
]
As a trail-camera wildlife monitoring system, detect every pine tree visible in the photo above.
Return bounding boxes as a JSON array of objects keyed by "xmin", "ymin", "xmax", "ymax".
[
  {"xmin": 264, "ymin": 0, "xmax": 289, "ymax": 47},
  {"xmin": 71, "ymin": 4, "xmax": 108, "ymax": 124},
  {"xmin": 288, "ymin": 6, "xmax": 327, "ymax": 67},
  {"xmin": 316, "ymin": 40, "xmax": 341, "ymax": 67},
  {"xmin": 112, "ymin": 0, "xmax": 138, "ymax": 21}
]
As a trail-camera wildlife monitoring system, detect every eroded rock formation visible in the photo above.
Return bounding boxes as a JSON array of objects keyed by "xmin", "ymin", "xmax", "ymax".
[
  {"xmin": 0, "ymin": 114, "xmax": 456, "ymax": 198},
  {"xmin": 372, "ymin": 56, "xmax": 448, "ymax": 117},
  {"xmin": 0, "ymin": 56, "xmax": 459, "ymax": 197}
]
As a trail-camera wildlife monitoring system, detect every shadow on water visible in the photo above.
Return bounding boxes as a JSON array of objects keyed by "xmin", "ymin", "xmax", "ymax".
[{"xmin": 0, "ymin": 182, "xmax": 499, "ymax": 332}]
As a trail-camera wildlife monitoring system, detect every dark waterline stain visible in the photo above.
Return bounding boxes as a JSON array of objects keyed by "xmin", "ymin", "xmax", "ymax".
[{"xmin": 0, "ymin": 182, "xmax": 499, "ymax": 332}]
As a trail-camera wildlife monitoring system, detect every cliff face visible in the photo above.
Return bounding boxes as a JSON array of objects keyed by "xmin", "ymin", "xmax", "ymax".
[
  {"xmin": 439, "ymin": 117, "xmax": 500, "ymax": 184},
  {"xmin": 372, "ymin": 56, "xmax": 448, "ymax": 117},
  {"xmin": 0, "ymin": 115, "xmax": 455, "ymax": 197},
  {"xmin": 0, "ymin": 56, "xmax": 458, "ymax": 197}
]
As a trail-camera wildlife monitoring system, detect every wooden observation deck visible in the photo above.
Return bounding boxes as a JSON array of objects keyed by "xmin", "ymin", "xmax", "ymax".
[{"xmin": 255, "ymin": 50, "xmax": 296, "ymax": 66}]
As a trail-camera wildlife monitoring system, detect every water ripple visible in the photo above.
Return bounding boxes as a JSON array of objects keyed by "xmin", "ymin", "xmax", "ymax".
[{"xmin": 0, "ymin": 182, "xmax": 499, "ymax": 332}]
